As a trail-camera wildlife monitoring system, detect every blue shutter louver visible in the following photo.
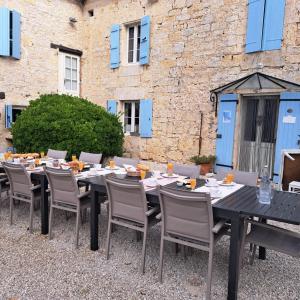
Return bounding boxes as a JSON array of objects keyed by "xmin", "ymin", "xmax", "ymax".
[
  {"xmin": 139, "ymin": 99, "xmax": 152, "ymax": 138},
  {"xmin": 110, "ymin": 24, "xmax": 120, "ymax": 69},
  {"xmin": 262, "ymin": 0, "xmax": 286, "ymax": 51},
  {"xmin": 5, "ymin": 104, "xmax": 12, "ymax": 128},
  {"xmin": 12, "ymin": 10, "xmax": 21, "ymax": 59},
  {"xmin": 215, "ymin": 94, "xmax": 238, "ymax": 172},
  {"xmin": 139, "ymin": 16, "xmax": 150, "ymax": 65},
  {"xmin": 0, "ymin": 7, "xmax": 10, "ymax": 57},
  {"xmin": 107, "ymin": 100, "xmax": 118, "ymax": 115},
  {"xmin": 245, "ymin": 0, "xmax": 265, "ymax": 53}
]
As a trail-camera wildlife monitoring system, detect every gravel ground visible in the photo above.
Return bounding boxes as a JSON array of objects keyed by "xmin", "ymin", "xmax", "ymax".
[{"xmin": 0, "ymin": 198, "xmax": 299, "ymax": 300}]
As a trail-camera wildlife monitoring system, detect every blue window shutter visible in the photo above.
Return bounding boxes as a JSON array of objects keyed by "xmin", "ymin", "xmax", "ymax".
[
  {"xmin": 139, "ymin": 99, "xmax": 152, "ymax": 138},
  {"xmin": 110, "ymin": 24, "xmax": 120, "ymax": 69},
  {"xmin": 262, "ymin": 0, "xmax": 285, "ymax": 51},
  {"xmin": 215, "ymin": 94, "xmax": 238, "ymax": 172},
  {"xmin": 12, "ymin": 10, "xmax": 21, "ymax": 59},
  {"xmin": 140, "ymin": 16, "xmax": 150, "ymax": 65},
  {"xmin": 245, "ymin": 0, "xmax": 265, "ymax": 53},
  {"xmin": 273, "ymin": 92, "xmax": 300, "ymax": 183},
  {"xmin": 5, "ymin": 104, "xmax": 12, "ymax": 128},
  {"xmin": 0, "ymin": 7, "xmax": 10, "ymax": 57},
  {"xmin": 107, "ymin": 100, "xmax": 117, "ymax": 115}
]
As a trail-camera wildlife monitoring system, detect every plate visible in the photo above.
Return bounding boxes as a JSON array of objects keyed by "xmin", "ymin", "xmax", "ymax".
[
  {"xmin": 105, "ymin": 166, "xmax": 120, "ymax": 171},
  {"xmin": 162, "ymin": 173, "xmax": 179, "ymax": 178},
  {"xmin": 205, "ymin": 183, "xmax": 219, "ymax": 187},
  {"xmin": 219, "ymin": 182, "xmax": 236, "ymax": 186}
]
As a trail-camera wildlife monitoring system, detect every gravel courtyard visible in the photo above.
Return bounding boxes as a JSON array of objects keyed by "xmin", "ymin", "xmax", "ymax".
[{"xmin": 0, "ymin": 200, "xmax": 299, "ymax": 300}]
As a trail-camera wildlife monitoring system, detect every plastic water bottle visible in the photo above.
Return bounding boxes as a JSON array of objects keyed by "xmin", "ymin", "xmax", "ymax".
[{"xmin": 259, "ymin": 165, "xmax": 271, "ymax": 205}]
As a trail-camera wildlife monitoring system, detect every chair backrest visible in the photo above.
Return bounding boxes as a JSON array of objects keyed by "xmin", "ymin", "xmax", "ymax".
[
  {"xmin": 173, "ymin": 163, "xmax": 200, "ymax": 178},
  {"xmin": 45, "ymin": 167, "xmax": 79, "ymax": 205},
  {"xmin": 79, "ymin": 151, "xmax": 102, "ymax": 164},
  {"xmin": 104, "ymin": 175, "xmax": 148, "ymax": 224},
  {"xmin": 159, "ymin": 186, "xmax": 214, "ymax": 243},
  {"xmin": 216, "ymin": 168, "xmax": 258, "ymax": 187},
  {"xmin": 3, "ymin": 162, "xmax": 32, "ymax": 197},
  {"xmin": 113, "ymin": 156, "xmax": 139, "ymax": 167},
  {"xmin": 47, "ymin": 149, "xmax": 67, "ymax": 160}
]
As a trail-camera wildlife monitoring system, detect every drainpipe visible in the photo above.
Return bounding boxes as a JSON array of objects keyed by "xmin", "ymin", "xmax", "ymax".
[{"xmin": 198, "ymin": 112, "xmax": 203, "ymax": 155}]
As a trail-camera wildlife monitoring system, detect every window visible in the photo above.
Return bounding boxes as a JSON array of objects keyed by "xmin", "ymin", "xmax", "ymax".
[
  {"xmin": 127, "ymin": 24, "xmax": 141, "ymax": 64},
  {"xmin": 5, "ymin": 104, "xmax": 26, "ymax": 128},
  {"xmin": 124, "ymin": 101, "xmax": 140, "ymax": 134},
  {"xmin": 59, "ymin": 52, "xmax": 80, "ymax": 96},
  {"xmin": 245, "ymin": 0, "xmax": 286, "ymax": 53}
]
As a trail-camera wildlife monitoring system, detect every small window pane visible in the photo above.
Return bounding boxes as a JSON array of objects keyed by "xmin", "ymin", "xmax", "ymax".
[
  {"xmin": 72, "ymin": 58, "xmax": 77, "ymax": 69},
  {"xmin": 128, "ymin": 51, "xmax": 134, "ymax": 63},
  {"xmin": 137, "ymin": 25, "xmax": 141, "ymax": 62},
  {"xmin": 129, "ymin": 27, "xmax": 134, "ymax": 39},
  {"xmin": 72, "ymin": 69, "xmax": 77, "ymax": 80},
  {"xmin": 64, "ymin": 79, "xmax": 71, "ymax": 90},
  {"xmin": 71, "ymin": 80, "xmax": 77, "ymax": 91},
  {"xmin": 65, "ymin": 56, "xmax": 71, "ymax": 68},
  {"xmin": 65, "ymin": 68, "xmax": 71, "ymax": 80}
]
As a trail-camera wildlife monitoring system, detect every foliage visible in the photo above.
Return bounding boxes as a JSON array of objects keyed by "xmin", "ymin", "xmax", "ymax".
[
  {"xmin": 12, "ymin": 94, "xmax": 124, "ymax": 159},
  {"xmin": 190, "ymin": 155, "xmax": 216, "ymax": 165}
]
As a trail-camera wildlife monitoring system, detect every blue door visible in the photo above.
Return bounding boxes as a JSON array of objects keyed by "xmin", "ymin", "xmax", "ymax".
[
  {"xmin": 215, "ymin": 94, "xmax": 238, "ymax": 172},
  {"xmin": 273, "ymin": 92, "xmax": 300, "ymax": 183}
]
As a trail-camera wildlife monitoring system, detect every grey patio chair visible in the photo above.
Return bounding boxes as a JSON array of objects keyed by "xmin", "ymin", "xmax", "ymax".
[
  {"xmin": 3, "ymin": 162, "xmax": 41, "ymax": 233},
  {"xmin": 158, "ymin": 186, "xmax": 227, "ymax": 299},
  {"xmin": 241, "ymin": 219, "xmax": 300, "ymax": 265},
  {"xmin": 47, "ymin": 149, "xmax": 67, "ymax": 160},
  {"xmin": 104, "ymin": 175, "xmax": 158, "ymax": 274},
  {"xmin": 216, "ymin": 168, "xmax": 258, "ymax": 186},
  {"xmin": 79, "ymin": 151, "xmax": 102, "ymax": 164},
  {"xmin": 173, "ymin": 163, "xmax": 200, "ymax": 178},
  {"xmin": 45, "ymin": 167, "xmax": 91, "ymax": 248},
  {"xmin": 113, "ymin": 156, "xmax": 139, "ymax": 167}
]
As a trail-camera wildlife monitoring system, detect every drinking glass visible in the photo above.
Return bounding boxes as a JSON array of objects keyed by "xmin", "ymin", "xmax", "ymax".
[
  {"xmin": 79, "ymin": 161, "xmax": 84, "ymax": 172},
  {"xmin": 72, "ymin": 155, "xmax": 77, "ymax": 161},
  {"xmin": 140, "ymin": 170, "xmax": 146, "ymax": 180},
  {"xmin": 167, "ymin": 162, "xmax": 173, "ymax": 176},
  {"xmin": 109, "ymin": 160, "xmax": 115, "ymax": 169},
  {"xmin": 190, "ymin": 178, "xmax": 197, "ymax": 190},
  {"xmin": 226, "ymin": 173, "xmax": 234, "ymax": 184},
  {"xmin": 40, "ymin": 151, "xmax": 45, "ymax": 158}
]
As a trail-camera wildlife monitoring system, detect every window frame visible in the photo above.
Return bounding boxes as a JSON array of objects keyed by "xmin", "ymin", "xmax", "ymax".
[
  {"xmin": 123, "ymin": 100, "xmax": 140, "ymax": 135},
  {"xmin": 59, "ymin": 52, "xmax": 80, "ymax": 96},
  {"xmin": 126, "ymin": 23, "xmax": 141, "ymax": 64}
]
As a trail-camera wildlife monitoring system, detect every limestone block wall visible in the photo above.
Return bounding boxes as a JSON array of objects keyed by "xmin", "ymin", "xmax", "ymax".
[
  {"xmin": 0, "ymin": 0, "xmax": 83, "ymax": 142},
  {"xmin": 80, "ymin": 0, "xmax": 300, "ymax": 164}
]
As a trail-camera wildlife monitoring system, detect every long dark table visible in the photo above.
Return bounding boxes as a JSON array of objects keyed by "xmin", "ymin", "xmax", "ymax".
[{"xmin": 79, "ymin": 176, "xmax": 300, "ymax": 300}]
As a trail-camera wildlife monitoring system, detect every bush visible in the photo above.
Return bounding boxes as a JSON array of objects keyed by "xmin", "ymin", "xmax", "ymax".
[
  {"xmin": 190, "ymin": 155, "xmax": 216, "ymax": 165},
  {"xmin": 12, "ymin": 94, "xmax": 124, "ymax": 160}
]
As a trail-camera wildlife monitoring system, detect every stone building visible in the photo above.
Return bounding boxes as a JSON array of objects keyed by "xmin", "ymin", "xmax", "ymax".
[{"xmin": 1, "ymin": 0, "xmax": 300, "ymax": 182}]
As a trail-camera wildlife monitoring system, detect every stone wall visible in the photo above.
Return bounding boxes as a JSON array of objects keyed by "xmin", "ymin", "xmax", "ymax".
[
  {"xmin": 80, "ymin": 0, "xmax": 300, "ymax": 164},
  {"xmin": 0, "ymin": 0, "xmax": 83, "ymax": 143},
  {"xmin": 2, "ymin": 0, "xmax": 300, "ymax": 165}
]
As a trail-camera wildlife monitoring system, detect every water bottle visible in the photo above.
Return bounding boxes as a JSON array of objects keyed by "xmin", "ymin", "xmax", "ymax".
[{"xmin": 259, "ymin": 165, "xmax": 271, "ymax": 204}]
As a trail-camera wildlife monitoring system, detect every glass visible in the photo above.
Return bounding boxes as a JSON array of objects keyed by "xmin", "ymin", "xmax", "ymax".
[
  {"xmin": 72, "ymin": 155, "xmax": 77, "ymax": 161},
  {"xmin": 34, "ymin": 159, "xmax": 40, "ymax": 166},
  {"xmin": 226, "ymin": 173, "xmax": 234, "ymax": 184},
  {"xmin": 167, "ymin": 163, "xmax": 173, "ymax": 176},
  {"xmin": 190, "ymin": 178, "xmax": 196, "ymax": 190},
  {"xmin": 40, "ymin": 151, "xmax": 45, "ymax": 158},
  {"xmin": 109, "ymin": 160, "xmax": 115, "ymax": 169},
  {"xmin": 4, "ymin": 152, "xmax": 10, "ymax": 161},
  {"xmin": 140, "ymin": 169, "xmax": 146, "ymax": 180},
  {"xmin": 78, "ymin": 161, "xmax": 84, "ymax": 172}
]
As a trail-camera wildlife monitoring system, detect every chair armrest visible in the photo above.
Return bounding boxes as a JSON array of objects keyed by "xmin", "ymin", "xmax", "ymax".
[
  {"xmin": 212, "ymin": 219, "xmax": 227, "ymax": 234},
  {"xmin": 145, "ymin": 206, "xmax": 159, "ymax": 217},
  {"xmin": 31, "ymin": 184, "xmax": 41, "ymax": 191},
  {"xmin": 0, "ymin": 177, "xmax": 8, "ymax": 183},
  {"xmin": 78, "ymin": 191, "xmax": 90, "ymax": 199},
  {"xmin": 156, "ymin": 213, "xmax": 161, "ymax": 220}
]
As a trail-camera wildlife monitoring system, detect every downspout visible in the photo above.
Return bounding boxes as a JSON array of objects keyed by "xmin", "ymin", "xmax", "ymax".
[{"xmin": 198, "ymin": 112, "xmax": 203, "ymax": 155}]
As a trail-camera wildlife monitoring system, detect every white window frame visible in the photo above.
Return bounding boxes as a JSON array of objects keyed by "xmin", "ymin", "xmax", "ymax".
[
  {"xmin": 123, "ymin": 100, "xmax": 140, "ymax": 135},
  {"xmin": 58, "ymin": 52, "xmax": 80, "ymax": 96},
  {"xmin": 126, "ymin": 23, "xmax": 141, "ymax": 64}
]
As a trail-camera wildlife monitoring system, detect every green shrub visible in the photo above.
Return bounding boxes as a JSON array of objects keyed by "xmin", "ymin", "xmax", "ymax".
[
  {"xmin": 12, "ymin": 94, "xmax": 124, "ymax": 160},
  {"xmin": 190, "ymin": 155, "xmax": 216, "ymax": 165}
]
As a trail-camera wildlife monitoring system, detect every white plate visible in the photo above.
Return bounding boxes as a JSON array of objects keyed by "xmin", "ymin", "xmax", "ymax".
[
  {"xmin": 205, "ymin": 183, "xmax": 219, "ymax": 188},
  {"xmin": 162, "ymin": 173, "xmax": 179, "ymax": 178},
  {"xmin": 105, "ymin": 166, "xmax": 120, "ymax": 171},
  {"xmin": 219, "ymin": 182, "xmax": 236, "ymax": 186}
]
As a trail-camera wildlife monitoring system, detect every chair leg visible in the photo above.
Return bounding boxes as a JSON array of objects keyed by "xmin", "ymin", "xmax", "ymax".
[
  {"xmin": 140, "ymin": 229, "xmax": 147, "ymax": 274},
  {"xmin": 29, "ymin": 201, "xmax": 34, "ymax": 234},
  {"xmin": 158, "ymin": 237, "xmax": 165, "ymax": 283},
  {"xmin": 206, "ymin": 248, "xmax": 214, "ymax": 300},
  {"xmin": 9, "ymin": 195, "xmax": 13, "ymax": 225},
  {"xmin": 106, "ymin": 221, "xmax": 112, "ymax": 260},
  {"xmin": 49, "ymin": 204, "xmax": 54, "ymax": 240},
  {"xmin": 249, "ymin": 245, "xmax": 257, "ymax": 265},
  {"xmin": 75, "ymin": 206, "xmax": 81, "ymax": 249}
]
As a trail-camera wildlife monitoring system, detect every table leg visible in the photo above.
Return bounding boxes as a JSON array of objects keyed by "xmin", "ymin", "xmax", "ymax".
[
  {"xmin": 259, "ymin": 218, "xmax": 267, "ymax": 260},
  {"xmin": 90, "ymin": 189, "xmax": 99, "ymax": 251},
  {"xmin": 40, "ymin": 176, "xmax": 49, "ymax": 235},
  {"xmin": 227, "ymin": 215, "xmax": 244, "ymax": 300}
]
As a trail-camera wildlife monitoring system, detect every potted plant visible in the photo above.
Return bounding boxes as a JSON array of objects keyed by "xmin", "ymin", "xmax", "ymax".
[{"xmin": 190, "ymin": 155, "xmax": 216, "ymax": 175}]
